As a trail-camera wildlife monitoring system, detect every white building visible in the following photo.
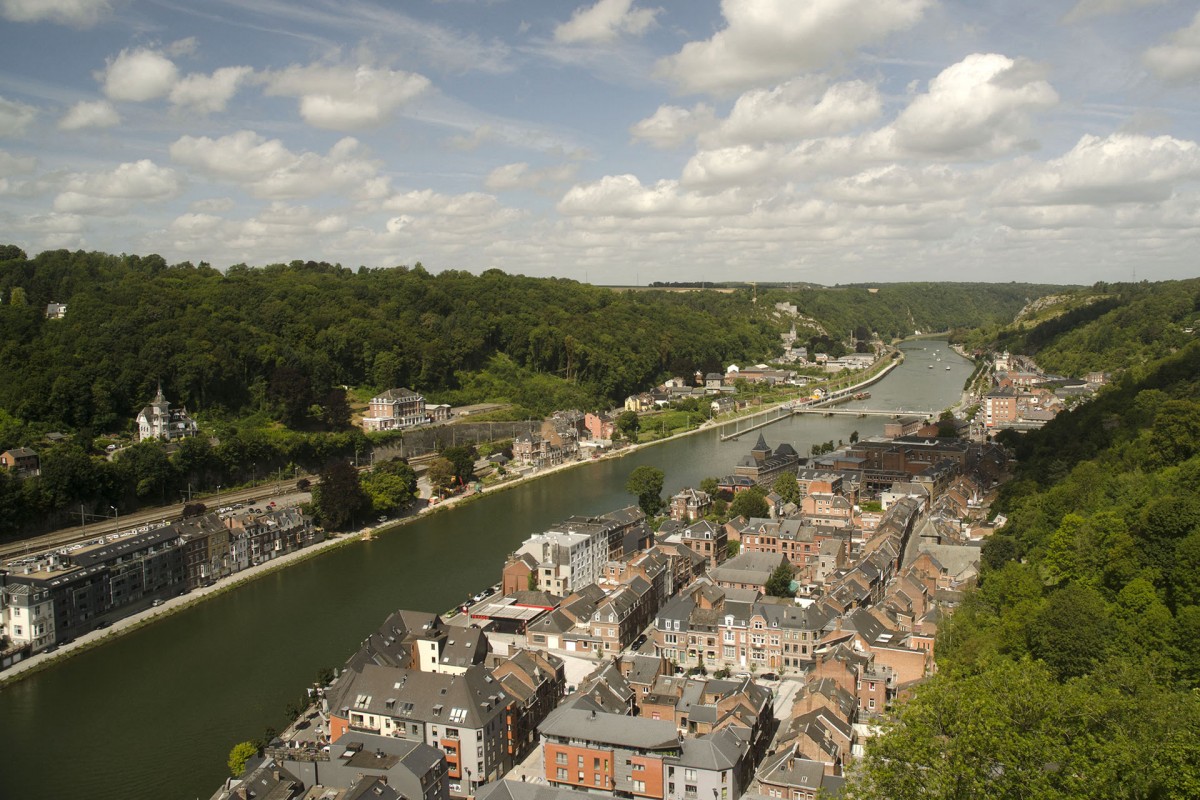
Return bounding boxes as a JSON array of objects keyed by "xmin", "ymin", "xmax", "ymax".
[
  {"xmin": 515, "ymin": 525, "xmax": 609, "ymax": 596},
  {"xmin": 135, "ymin": 384, "xmax": 199, "ymax": 442},
  {"xmin": 1, "ymin": 583, "xmax": 56, "ymax": 656}
]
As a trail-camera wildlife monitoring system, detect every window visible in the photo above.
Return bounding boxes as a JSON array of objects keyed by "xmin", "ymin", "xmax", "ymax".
[
  {"xmin": 633, "ymin": 780, "xmax": 646, "ymax": 793},
  {"xmin": 684, "ymin": 770, "xmax": 697, "ymax": 782},
  {"xmin": 556, "ymin": 752, "xmax": 567, "ymax": 765},
  {"xmin": 578, "ymin": 756, "xmax": 584, "ymax": 767},
  {"xmin": 594, "ymin": 758, "xmax": 601, "ymax": 770},
  {"xmin": 557, "ymin": 769, "xmax": 567, "ymax": 781},
  {"xmin": 869, "ymin": 698, "xmax": 876, "ymax": 709}
]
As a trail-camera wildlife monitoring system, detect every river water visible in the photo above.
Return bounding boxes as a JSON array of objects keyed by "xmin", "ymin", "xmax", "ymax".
[{"xmin": 0, "ymin": 340, "xmax": 970, "ymax": 800}]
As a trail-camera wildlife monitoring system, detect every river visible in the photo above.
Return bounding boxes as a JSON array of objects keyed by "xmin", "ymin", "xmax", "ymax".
[{"xmin": 0, "ymin": 340, "xmax": 970, "ymax": 800}]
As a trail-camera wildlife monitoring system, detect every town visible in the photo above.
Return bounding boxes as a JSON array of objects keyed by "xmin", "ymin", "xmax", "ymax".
[
  {"xmin": 209, "ymin": 415, "xmax": 1011, "ymax": 800},
  {"xmin": 0, "ymin": 340, "xmax": 1087, "ymax": 673}
]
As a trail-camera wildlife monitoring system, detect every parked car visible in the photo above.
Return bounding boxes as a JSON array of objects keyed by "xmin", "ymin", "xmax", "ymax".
[
  {"xmin": 632, "ymin": 633, "xmax": 648, "ymax": 649},
  {"xmin": 759, "ymin": 672, "xmax": 779, "ymax": 681}
]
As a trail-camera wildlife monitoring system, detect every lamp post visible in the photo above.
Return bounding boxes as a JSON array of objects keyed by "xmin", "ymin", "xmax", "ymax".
[{"xmin": 111, "ymin": 505, "xmax": 119, "ymax": 535}]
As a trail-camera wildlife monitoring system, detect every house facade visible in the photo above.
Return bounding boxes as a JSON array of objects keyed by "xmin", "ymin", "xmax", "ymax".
[
  {"xmin": 363, "ymin": 387, "xmax": 427, "ymax": 431},
  {"xmin": 135, "ymin": 385, "xmax": 199, "ymax": 442}
]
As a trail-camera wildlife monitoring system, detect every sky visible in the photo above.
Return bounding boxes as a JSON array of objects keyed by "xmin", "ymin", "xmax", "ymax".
[{"xmin": 0, "ymin": 0, "xmax": 1199, "ymax": 285}]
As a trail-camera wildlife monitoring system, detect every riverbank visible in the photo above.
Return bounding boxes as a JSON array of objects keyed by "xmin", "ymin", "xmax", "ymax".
[
  {"xmin": 0, "ymin": 414, "xmax": 700, "ymax": 687},
  {"xmin": 0, "ymin": 528, "xmax": 371, "ymax": 689}
]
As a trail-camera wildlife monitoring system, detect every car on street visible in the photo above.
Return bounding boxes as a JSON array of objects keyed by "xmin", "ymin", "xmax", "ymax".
[{"xmin": 632, "ymin": 633, "xmax": 648, "ymax": 649}]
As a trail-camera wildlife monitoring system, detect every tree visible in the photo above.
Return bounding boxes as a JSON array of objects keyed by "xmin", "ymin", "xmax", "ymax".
[
  {"xmin": 181, "ymin": 502, "xmax": 207, "ymax": 518},
  {"xmin": 312, "ymin": 458, "xmax": 368, "ymax": 530},
  {"xmin": 771, "ymin": 473, "xmax": 801, "ymax": 505},
  {"xmin": 321, "ymin": 388, "xmax": 351, "ymax": 430},
  {"xmin": 227, "ymin": 741, "xmax": 258, "ymax": 777},
  {"xmin": 427, "ymin": 457, "xmax": 457, "ymax": 495},
  {"xmin": 268, "ymin": 365, "xmax": 313, "ymax": 428},
  {"xmin": 848, "ymin": 659, "xmax": 1086, "ymax": 800},
  {"xmin": 616, "ymin": 410, "xmax": 641, "ymax": 441},
  {"xmin": 625, "ymin": 466, "xmax": 665, "ymax": 516},
  {"xmin": 1149, "ymin": 399, "xmax": 1200, "ymax": 467},
  {"xmin": 765, "ymin": 563, "xmax": 795, "ymax": 597},
  {"xmin": 849, "ymin": 430, "xmax": 859, "ymax": 444},
  {"xmin": 1027, "ymin": 583, "xmax": 1111, "ymax": 679},
  {"xmin": 730, "ymin": 487, "xmax": 769, "ymax": 520},
  {"xmin": 936, "ymin": 410, "xmax": 959, "ymax": 438},
  {"xmin": 361, "ymin": 459, "xmax": 418, "ymax": 515},
  {"xmin": 699, "ymin": 476, "xmax": 719, "ymax": 496},
  {"xmin": 441, "ymin": 445, "xmax": 476, "ymax": 485}
]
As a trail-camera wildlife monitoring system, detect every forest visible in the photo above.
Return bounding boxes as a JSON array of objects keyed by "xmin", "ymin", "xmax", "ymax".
[
  {"xmin": 960, "ymin": 278, "xmax": 1200, "ymax": 377},
  {"xmin": 0, "ymin": 246, "xmax": 1063, "ymax": 440},
  {"xmin": 848, "ymin": 341, "xmax": 1200, "ymax": 798}
]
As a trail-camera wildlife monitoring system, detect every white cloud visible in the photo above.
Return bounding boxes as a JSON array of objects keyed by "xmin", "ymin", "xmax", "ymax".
[
  {"xmin": 261, "ymin": 62, "xmax": 430, "ymax": 131},
  {"xmin": 1, "ymin": 0, "xmax": 111, "ymax": 27},
  {"xmin": 190, "ymin": 197, "xmax": 235, "ymax": 213},
  {"xmin": 703, "ymin": 78, "xmax": 882, "ymax": 147},
  {"xmin": 1063, "ymin": 0, "xmax": 1166, "ymax": 24},
  {"xmin": 169, "ymin": 130, "xmax": 380, "ymax": 199},
  {"xmin": 0, "ymin": 96, "xmax": 37, "ymax": 137},
  {"xmin": 21, "ymin": 211, "xmax": 87, "ymax": 234},
  {"xmin": 58, "ymin": 99, "xmax": 120, "ymax": 130},
  {"xmin": 554, "ymin": 0, "xmax": 659, "ymax": 44},
  {"xmin": 657, "ymin": 0, "xmax": 930, "ymax": 95},
  {"xmin": 448, "ymin": 125, "xmax": 498, "ymax": 151},
  {"xmin": 485, "ymin": 162, "xmax": 578, "ymax": 191},
  {"xmin": 890, "ymin": 53, "xmax": 1058, "ymax": 158},
  {"xmin": 164, "ymin": 36, "xmax": 198, "ymax": 58},
  {"xmin": 54, "ymin": 159, "xmax": 181, "ymax": 215},
  {"xmin": 99, "ymin": 47, "xmax": 179, "ymax": 102},
  {"xmin": 0, "ymin": 149, "xmax": 36, "ymax": 176},
  {"xmin": 992, "ymin": 133, "xmax": 1200, "ymax": 206},
  {"xmin": 630, "ymin": 103, "xmax": 716, "ymax": 149},
  {"xmin": 558, "ymin": 174, "xmax": 748, "ymax": 217},
  {"xmin": 169, "ymin": 203, "xmax": 352, "ymax": 259},
  {"xmin": 383, "ymin": 189, "xmax": 502, "ymax": 216},
  {"xmin": 169, "ymin": 66, "xmax": 252, "ymax": 114},
  {"xmin": 680, "ymin": 145, "xmax": 781, "ymax": 188},
  {"xmin": 819, "ymin": 164, "xmax": 978, "ymax": 205},
  {"xmin": 1143, "ymin": 11, "xmax": 1200, "ymax": 83}
]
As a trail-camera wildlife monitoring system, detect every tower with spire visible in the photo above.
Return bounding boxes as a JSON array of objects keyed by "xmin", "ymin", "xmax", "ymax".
[{"xmin": 135, "ymin": 382, "xmax": 199, "ymax": 442}]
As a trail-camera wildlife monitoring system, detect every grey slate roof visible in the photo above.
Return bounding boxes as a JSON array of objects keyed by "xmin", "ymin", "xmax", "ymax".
[
  {"xmin": 710, "ymin": 552, "xmax": 787, "ymax": 586},
  {"xmin": 327, "ymin": 663, "xmax": 510, "ymax": 730},
  {"xmin": 675, "ymin": 727, "xmax": 748, "ymax": 770},
  {"xmin": 477, "ymin": 780, "xmax": 595, "ymax": 800},
  {"xmin": 539, "ymin": 706, "xmax": 680, "ymax": 750}
]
